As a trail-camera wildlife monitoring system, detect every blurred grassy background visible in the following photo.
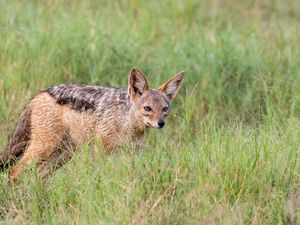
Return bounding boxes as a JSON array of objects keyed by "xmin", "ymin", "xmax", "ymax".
[{"xmin": 0, "ymin": 0, "xmax": 299, "ymax": 224}]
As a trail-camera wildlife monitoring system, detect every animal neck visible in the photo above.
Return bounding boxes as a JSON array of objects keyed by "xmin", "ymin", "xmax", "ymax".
[{"xmin": 122, "ymin": 108, "xmax": 147, "ymax": 139}]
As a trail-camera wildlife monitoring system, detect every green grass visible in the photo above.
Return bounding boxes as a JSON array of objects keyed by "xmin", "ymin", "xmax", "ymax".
[{"xmin": 0, "ymin": 0, "xmax": 300, "ymax": 224}]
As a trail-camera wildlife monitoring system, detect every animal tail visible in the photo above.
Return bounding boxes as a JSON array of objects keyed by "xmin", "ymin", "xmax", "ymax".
[{"xmin": 0, "ymin": 106, "xmax": 31, "ymax": 170}]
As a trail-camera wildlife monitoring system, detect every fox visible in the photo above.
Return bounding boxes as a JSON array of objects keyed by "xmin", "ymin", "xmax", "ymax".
[{"xmin": 0, "ymin": 67, "xmax": 184, "ymax": 180}]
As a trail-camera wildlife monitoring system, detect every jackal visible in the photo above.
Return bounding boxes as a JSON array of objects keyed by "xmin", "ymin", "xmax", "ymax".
[{"xmin": 0, "ymin": 67, "xmax": 184, "ymax": 179}]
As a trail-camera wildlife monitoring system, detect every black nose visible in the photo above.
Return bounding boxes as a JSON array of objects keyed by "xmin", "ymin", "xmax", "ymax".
[{"xmin": 158, "ymin": 120, "xmax": 165, "ymax": 128}]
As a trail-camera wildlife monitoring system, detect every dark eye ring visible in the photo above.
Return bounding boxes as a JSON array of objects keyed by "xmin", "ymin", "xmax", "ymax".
[
  {"xmin": 162, "ymin": 107, "xmax": 169, "ymax": 112},
  {"xmin": 144, "ymin": 106, "xmax": 152, "ymax": 112}
]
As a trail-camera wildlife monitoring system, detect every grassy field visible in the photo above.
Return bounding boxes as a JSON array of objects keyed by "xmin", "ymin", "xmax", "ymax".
[{"xmin": 0, "ymin": 0, "xmax": 300, "ymax": 224}]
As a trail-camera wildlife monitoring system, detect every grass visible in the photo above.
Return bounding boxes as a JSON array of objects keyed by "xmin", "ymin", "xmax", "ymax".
[{"xmin": 0, "ymin": 0, "xmax": 300, "ymax": 224}]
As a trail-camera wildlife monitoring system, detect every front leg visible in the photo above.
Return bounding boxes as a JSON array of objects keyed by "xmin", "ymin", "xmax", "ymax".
[{"xmin": 135, "ymin": 136, "xmax": 146, "ymax": 153}]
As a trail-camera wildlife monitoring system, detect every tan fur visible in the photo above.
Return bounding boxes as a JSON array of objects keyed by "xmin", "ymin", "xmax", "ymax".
[{"xmin": 3, "ymin": 67, "xmax": 185, "ymax": 181}]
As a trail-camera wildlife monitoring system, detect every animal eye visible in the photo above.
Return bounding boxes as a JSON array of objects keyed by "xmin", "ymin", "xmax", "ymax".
[
  {"xmin": 144, "ymin": 106, "xmax": 152, "ymax": 112},
  {"xmin": 162, "ymin": 107, "xmax": 169, "ymax": 112}
]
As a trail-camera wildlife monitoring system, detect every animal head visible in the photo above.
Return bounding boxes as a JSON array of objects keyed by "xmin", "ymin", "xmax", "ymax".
[{"xmin": 128, "ymin": 67, "xmax": 184, "ymax": 129}]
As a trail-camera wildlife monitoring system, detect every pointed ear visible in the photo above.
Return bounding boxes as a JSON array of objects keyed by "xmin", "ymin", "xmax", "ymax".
[
  {"xmin": 128, "ymin": 67, "xmax": 150, "ymax": 102},
  {"xmin": 158, "ymin": 71, "xmax": 185, "ymax": 101}
]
